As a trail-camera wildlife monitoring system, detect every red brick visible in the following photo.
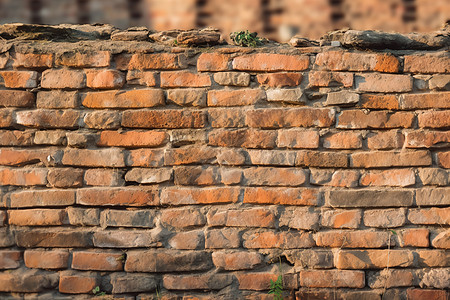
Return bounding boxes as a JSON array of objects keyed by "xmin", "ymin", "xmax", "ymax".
[
  {"xmin": 356, "ymin": 73, "xmax": 412, "ymax": 92},
  {"xmin": 257, "ymin": 72, "xmax": 303, "ymax": 87},
  {"xmin": 0, "ymin": 71, "xmax": 38, "ymax": 88},
  {"xmin": 125, "ymin": 250, "xmax": 212, "ymax": 272},
  {"xmin": 360, "ymin": 94, "xmax": 400, "ymax": 110},
  {"xmin": 244, "ymin": 187, "xmax": 318, "ymax": 205},
  {"xmin": 407, "ymin": 289, "xmax": 448, "ymax": 300},
  {"xmin": 161, "ymin": 187, "xmax": 239, "ymax": 205},
  {"xmin": 208, "ymin": 208, "xmax": 276, "ymax": 228},
  {"xmin": 15, "ymin": 230, "xmax": 92, "ymax": 248},
  {"xmin": 335, "ymin": 249, "xmax": 414, "ymax": 269},
  {"xmin": 161, "ymin": 71, "xmax": 211, "ymax": 87},
  {"xmin": 98, "ymin": 130, "xmax": 167, "ymax": 148},
  {"xmin": 212, "ymin": 251, "xmax": 262, "ymax": 270},
  {"xmin": 243, "ymin": 167, "xmax": 307, "ymax": 186},
  {"xmin": 233, "ymin": 53, "xmax": 309, "ymax": 71},
  {"xmin": 316, "ymin": 51, "xmax": 399, "ymax": 72},
  {"xmin": 85, "ymin": 69, "xmax": 124, "ymax": 89},
  {"xmin": 77, "ymin": 187, "xmax": 159, "ymax": 206},
  {"xmin": 404, "ymin": 53, "xmax": 450, "ymax": 74},
  {"xmin": 207, "ymin": 89, "xmax": 265, "ymax": 106},
  {"xmin": 308, "ymin": 71, "xmax": 353, "ymax": 87},
  {"xmin": 118, "ymin": 53, "xmax": 186, "ymax": 70},
  {"xmin": 208, "ymin": 129, "xmax": 276, "ymax": 149},
  {"xmin": 398, "ymin": 229, "xmax": 430, "ymax": 247},
  {"xmin": 122, "ymin": 109, "xmax": 207, "ymax": 128},
  {"xmin": 126, "ymin": 149, "xmax": 165, "ymax": 167},
  {"xmin": 0, "ymin": 167, "xmax": 47, "ymax": 186},
  {"xmin": 62, "ymin": 148, "xmax": 124, "ymax": 167},
  {"xmin": 405, "ymin": 131, "xmax": 450, "ymax": 148},
  {"xmin": 338, "ymin": 110, "xmax": 413, "ymax": 129},
  {"xmin": 164, "ymin": 146, "xmax": 217, "ymax": 165},
  {"xmin": 16, "ymin": 110, "xmax": 80, "ymax": 129},
  {"xmin": 352, "ymin": 150, "xmax": 431, "ymax": 168},
  {"xmin": 163, "ymin": 273, "xmax": 233, "ymax": 290},
  {"xmin": 323, "ymin": 131, "xmax": 362, "ymax": 149},
  {"xmin": 13, "ymin": 53, "xmax": 53, "ymax": 68},
  {"xmin": 82, "ymin": 89, "xmax": 164, "ymax": 108},
  {"xmin": 47, "ymin": 168, "xmax": 83, "ymax": 188},
  {"xmin": 126, "ymin": 70, "xmax": 157, "ymax": 86},
  {"xmin": 197, "ymin": 53, "xmax": 230, "ymax": 71},
  {"xmin": 296, "ymin": 150, "xmax": 348, "ymax": 167},
  {"xmin": 437, "ymin": 152, "xmax": 450, "ymax": 168},
  {"xmin": 247, "ymin": 108, "xmax": 335, "ymax": 128},
  {"xmin": 41, "ymin": 69, "xmax": 85, "ymax": 89},
  {"xmin": 321, "ymin": 209, "xmax": 361, "ymax": 229},
  {"xmin": 0, "ymin": 250, "xmax": 21, "ymax": 269},
  {"xmin": 236, "ymin": 272, "xmax": 279, "ymax": 290},
  {"xmin": 0, "ymin": 90, "xmax": 34, "ymax": 107},
  {"xmin": 408, "ymin": 207, "xmax": 450, "ymax": 225},
  {"xmin": 59, "ymin": 271, "xmax": 98, "ymax": 294},
  {"xmin": 401, "ymin": 92, "xmax": 450, "ymax": 109},
  {"xmin": 300, "ymin": 270, "xmax": 365, "ymax": 288},
  {"xmin": 363, "ymin": 208, "xmax": 406, "ymax": 228},
  {"xmin": 209, "ymin": 108, "xmax": 246, "ymax": 128},
  {"xmin": 161, "ymin": 208, "xmax": 206, "ymax": 228},
  {"xmin": 418, "ymin": 111, "xmax": 450, "ymax": 128},
  {"xmin": 0, "ymin": 148, "xmax": 51, "ymax": 167},
  {"xmin": 367, "ymin": 130, "xmax": 404, "ymax": 149},
  {"xmin": 0, "ymin": 109, "xmax": 14, "ymax": 127},
  {"xmin": 315, "ymin": 230, "xmax": 390, "ymax": 248},
  {"xmin": 8, "ymin": 209, "xmax": 67, "ymax": 226},
  {"xmin": 72, "ymin": 251, "xmax": 124, "ymax": 271},
  {"xmin": 360, "ymin": 169, "xmax": 415, "ymax": 187},
  {"xmin": 0, "ymin": 269, "xmax": 58, "ymax": 292},
  {"xmin": 277, "ymin": 129, "xmax": 319, "ymax": 149},
  {"xmin": 56, "ymin": 51, "xmax": 110, "ymax": 67},
  {"xmin": 168, "ymin": 230, "xmax": 204, "ymax": 250},
  {"xmin": 10, "ymin": 189, "xmax": 75, "ymax": 207}
]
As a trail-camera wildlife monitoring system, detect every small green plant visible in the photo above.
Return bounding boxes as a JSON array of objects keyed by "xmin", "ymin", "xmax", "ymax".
[
  {"xmin": 268, "ymin": 275, "xmax": 283, "ymax": 300},
  {"xmin": 116, "ymin": 253, "xmax": 126, "ymax": 263},
  {"xmin": 92, "ymin": 286, "xmax": 106, "ymax": 296},
  {"xmin": 230, "ymin": 30, "xmax": 265, "ymax": 47}
]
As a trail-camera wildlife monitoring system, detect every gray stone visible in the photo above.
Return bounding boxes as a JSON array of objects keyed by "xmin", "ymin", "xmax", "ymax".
[{"xmin": 326, "ymin": 90, "xmax": 360, "ymax": 106}]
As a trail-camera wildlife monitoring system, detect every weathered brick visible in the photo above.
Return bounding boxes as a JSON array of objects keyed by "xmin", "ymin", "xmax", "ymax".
[
  {"xmin": 10, "ymin": 189, "xmax": 75, "ymax": 207},
  {"xmin": 266, "ymin": 88, "xmax": 304, "ymax": 104},
  {"xmin": 0, "ymin": 130, "xmax": 34, "ymax": 146},
  {"xmin": 356, "ymin": 73, "xmax": 412, "ymax": 92},
  {"xmin": 168, "ymin": 230, "xmax": 204, "ymax": 250},
  {"xmin": 325, "ymin": 90, "xmax": 359, "ymax": 106},
  {"xmin": 214, "ymin": 72, "xmax": 251, "ymax": 86},
  {"xmin": 161, "ymin": 187, "xmax": 239, "ymax": 205},
  {"xmin": 406, "ymin": 289, "xmax": 448, "ymax": 300},
  {"xmin": 244, "ymin": 187, "xmax": 319, "ymax": 205},
  {"xmin": 321, "ymin": 209, "xmax": 361, "ymax": 229},
  {"xmin": 247, "ymin": 149, "xmax": 296, "ymax": 166},
  {"xmin": 208, "ymin": 129, "xmax": 277, "ymax": 149},
  {"xmin": 360, "ymin": 169, "xmax": 415, "ymax": 187},
  {"xmin": 233, "ymin": 54, "xmax": 309, "ymax": 71},
  {"xmin": 368, "ymin": 130, "xmax": 404, "ymax": 150},
  {"xmin": 407, "ymin": 207, "xmax": 450, "ymax": 225},
  {"xmin": 0, "ymin": 269, "xmax": 58, "ymax": 292},
  {"xmin": 416, "ymin": 188, "xmax": 449, "ymax": 206},
  {"xmin": 316, "ymin": 51, "xmax": 399, "ymax": 73},
  {"xmin": 0, "ymin": 167, "xmax": 47, "ymax": 186},
  {"xmin": 67, "ymin": 207, "xmax": 100, "ymax": 226},
  {"xmin": 296, "ymin": 150, "xmax": 348, "ymax": 167},
  {"xmin": 47, "ymin": 168, "xmax": 83, "ymax": 188},
  {"xmin": 236, "ymin": 272, "xmax": 280, "ymax": 291},
  {"xmin": 0, "ymin": 109, "xmax": 14, "ymax": 128},
  {"xmin": 72, "ymin": 251, "xmax": 123, "ymax": 271},
  {"xmin": 98, "ymin": 130, "xmax": 167, "ymax": 148},
  {"xmin": 0, "ymin": 228, "xmax": 14, "ymax": 247},
  {"xmin": 207, "ymin": 208, "xmax": 276, "ymax": 228},
  {"xmin": 56, "ymin": 51, "xmax": 110, "ymax": 67},
  {"xmin": 83, "ymin": 110, "xmax": 121, "ymax": 129},
  {"xmin": 0, "ymin": 250, "xmax": 21, "ymax": 269},
  {"xmin": 352, "ymin": 150, "xmax": 432, "ymax": 167},
  {"xmin": 84, "ymin": 168, "xmax": 124, "ymax": 186},
  {"xmin": 100, "ymin": 209, "xmax": 154, "ymax": 228},
  {"xmin": 111, "ymin": 273, "xmax": 157, "ymax": 294},
  {"xmin": 416, "ymin": 250, "xmax": 450, "ymax": 267},
  {"xmin": 326, "ymin": 190, "xmax": 413, "ymax": 207},
  {"xmin": 300, "ymin": 270, "xmax": 365, "ymax": 288},
  {"xmin": 405, "ymin": 131, "xmax": 450, "ymax": 149},
  {"xmin": 209, "ymin": 108, "xmax": 246, "ymax": 128},
  {"xmin": 429, "ymin": 75, "xmax": 450, "ymax": 90},
  {"xmin": 41, "ymin": 69, "xmax": 85, "ymax": 89},
  {"xmin": 404, "ymin": 52, "xmax": 450, "ymax": 74},
  {"xmin": 123, "ymin": 110, "xmax": 207, "ymax": 128},
  {"xmin": 62, "ymin": 148, "xmax": 124, "ymax": 167},
  {"xmin": 125, "ymin": 168, "xmax": 172, "ymax": 184},
  {"xmin": 418, "ymin": 111, "xmax": 450, "ymax": 128},
  {"xmin": 36, "ymin": 90, "xmax": 78, "ymax": 109},
  {"xmin": 243, "ymin": 230, "xmax": 314, "ymax": 249},
  {"xmin": 360, "ymin": 94, "xmax": 400, "ymax": 109},
  {"xmin": 217, "ymin": 148, "xmax": 247, "ymax": 165},
  {"xmin": 164, "ymin": 146, "xmax": 217, "ymax": 165},
  {"xmin": 161, "ymin": 208, "xmax": 206, "ymax": 228},
  {"xmin": 126, "ymin": 70, "xmax": 157, "ymax": 86},
  {"xmin": 205, "ymin": 229, "xmax": 241, "ymax": 249},
  {"xmin": 0, "ymin": 90, "xmax": 35, "ymax": 107},
  {"xmin": 197, "ymin": 53, "xmax": 230, "ymax": 71},
  {"xmin": 338, "ymin": 110, "xmax": 413, "ymax": 129},
  {"xmin": 126, "ymin": 148, "xmax": 165, "ymax": 167},
  {"xmin": 83, "ymin": 89, "xmax": 164, "ymax": 108},
  {"xmin": 363, "ymin": 208, "xmax": 406, "ymax": 228},
  {"xmin": 59, "ymin": 271, "xmax": 99, "ymax": 294},
  {"xmin": 161, "ymin": 71, "xmax": 211, "ymax": 87},
  {"xmin": 367, "ymin": 269, "xmax": 415, "ymax": 288},
  {"xmin": 13, "ymin": 53, "xmax": 53, "ymax": 68},
  {"xmin": 34, "ymin": 130, "xmax": 66, "ymax": 145},
  {"xmin": 247, "ymin": 108, "xmax": 335, "ymax": 128},
  {"xmin": 432, "ymin": 231, "xmax": 450, "ymax": 249},
  {"xmin": 308, "ymin": 71, "xmax": 353, "ymax": 87},
  {"xmin": 0, "ymin": 54, "xmax": 7, "ymax": 68},
  {"xmin": 125, "ymin": 250, "xmax": 212, "ymax": 272},
  {"xmin": 16, "ymin": 110, "xmax": 80, "ymax": 129},
  {"xmin": 85, "ymin": 69, "xmax": 124, "ymax": 89},
  {"xmin": 118, "ymin": 53, "xmax": 186, "ymax": 70},
  {"xmin": 323, "ymin": 131, "xmax": 362, "ymax": 149},
  {"xmin": 243, "ymin": 167, "xmax": 307, "ymax": 186},
  {"xmin": 336, "ymin": 249, "xmax": 414, "ymax": 269},
  {"xmin": 167, "ymin": 88, "xmax": 207, "ymax": 107},
  {"xmin": 418, "ymin": 168, "xmax": 449, "ymax": 186},
  {"xmin": 212, "ymin": 251, "xmax": 262, "ymax": 271},
  {"xmin": 0, "ymin": 71, "xmax": 38, "ymax": 88},
  {"xmin": 421, "ymin": 268, "xmax": 450, "ymax": 288},
  {"xmin": 279, "ymin": 207, "xmax": 320, "ymax": 230},
  {"xmin": 207, "ymin": 89, "xmax": 265, "ymax": 107},
  {"xmin": 8, "ymin": 209, "xmax": 67, "ymax": 226},
  {"xmin": 401, "ymin": 92, "xmax": 450, "ymax": 109},
  {"xmin": 93, "ymin": 229, "xmax": 162, "ymax": 248},
  {"xmin": 277, "ymin": 129, "xmax": 319, "ymax": 149},
  {"xmin": 24, "ymin": 250, "xmax": 69, "ymax": 269},
  {"xmin": 398, "ymin": 228, "xmax": 429, "ymax": 247},
  {"xmin": 173, "ymin": 166, "xmax": 219, "ymax": 185},
  {"xmin": 315, "ymin": 230, "xmax": 390, "ymax": 248},
  {"xmin": 15, "ymin": 230, "xmax": 92, "ymax": 247},
  {"xmin": 77, "ymin": 187, "xmax": 159, "ymax": 206},
  {"xmin": 438, "ymin": 152, "xmax": 450, "ymax": 168},
  {"xmin": 310, "ymin": 169, "xmax": 360, "ymax": 188}
]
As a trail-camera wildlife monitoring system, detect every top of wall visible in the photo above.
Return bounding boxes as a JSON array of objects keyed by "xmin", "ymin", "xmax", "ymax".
[{"xmin": 0, "ymin": 23, "xmax": 449, "ymax": 55}]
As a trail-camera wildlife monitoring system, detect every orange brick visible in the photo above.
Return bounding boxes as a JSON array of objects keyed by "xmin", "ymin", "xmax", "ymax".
[
  {"xmin": 247, "ymin": 108, "xmax": 335, "ymax": 128},
  {"xmin": 126, "ymin": 70, "xmax": 157, "ymax": 86},
  {"xmin": 205, "ymin": 229, "xmax": 241, "ymax": 249},
  {"xmin": 13, "ymin": 53, "xmax": 53, "ymax": 68},
  {"xmin": 0, "ymin": 109, "xmax": 14, "ymax": 128},
  {"xmin": 47, "ymin": 168, "xmax": 83, "ymax": 188},
  {"xmin": 118, "ymin": 53, "xmax": 186, "ymax": 70},
  {"xmin": 82, "ymin": 89, "xmax": 164, "ymax": 108},
  {"xmin": 257, "ymin": 73, "xmax": 303, "ymax": 87},
  {"xmin": 208, "ymin": 208, "xmax": 276, "ymax": 228},
  {"xmin": 398, "ymin": 229, "xmax": 430, "ymax": 247},
  {"xmin": 0, "ymin": 90, "xmax": 34, "ymax": 107},
  {"xmin": 418, "ymin": 111, "xmax": 450, "ymax": 128},
  {"xmin": 62, "ymin": 148, "xmax": 124, "ymax": 167},
  {"xmin": 316, "ymin": 51, "xmax": 399, "ymax": 72},
  {"xmin": 85, "ymin": 69, "xmax": 124, "ymax": 89},
  {"xmin": 161, "ymin": 71, "xmax": 211, "ymax": 87},
  {"xmin": 84, "ymin": 168, "xmax": 124, "ymax": 186},
  {"xmin": 335, "ymin": 249, "xmax": 414, "ymax": 269},
  {"xmin": 59, "ymin": 271, "xmax": 99, "ymax": 294},
  {"xmin": 233, "ymin": 53, "xmax": 309, "ymax": 71},
  {"xmin": 77, "ymin": 187, "xmax": 159, "ymax": 206},
  {"xmin": 236, "ymin": 273, "xmax": 279, "ymax": 290},
  {"xmin": 98, "ymin": 130, "xmax": 167, "ymax": 148},
  {"xmin": 0, "ymin": 71, "xmax": 38, "ymax": 88},
  {"xmin": 197, "ymin": 53, "xmax": 230, "ymax": 71},
  {"xmin": 122, "ymin": 110, "xmax": 207, "ymax": 128},
  {"xmin": 243, "ymin": 230, "xmax": 314, "ymax": 249},
  {"xmin": 401, "ymin": 92, "xmax": 450, "ymax": 109},
  {"xmin": 367, "ymin": 130, "xmax": 404, "ymax": 149},
  {"xmin": 432, "ymin": 231, "xmax": 450, "ymax": 248},
  {"xmin": 0, "ymin": 168, "xmax": 47, "ymax": 186},
  {"xmin": 16, "ymin": 110, "xmax": 80, "ymax": 129},
  {"xmin": 126, "ymin": 148, "xmax": 165, "ymax": 167},
  {"xmin": 308, "ymin": 71, "xmax": 353, "ymax": 87},
  {"xmin": 404, "ymin": 53, "xmax": 450, "ymax": 74},
  {"xmin": 163, "ymin": 274, "xmax": 233, "ymax": 290},
  {"xmin": 243, "ymin": 187, "xmax": 319, "ymax": 205},
  {"xmin": 360, "ymin": 94, "xmax": 400, "ymax": 110},
  {"xmin": 405, "ymin": 131, "xmax": 450, "ymax": 148},
  {"xmin": 437, "ymin": 152, "xmax": 450, "ymax": 168},
  {"xmin": 41, "ymin": 69, "xmax": 85, "ymax": 89},
  {"xmin": 207, "ymin": 89, "xmax": 265, "ymax": 107},
  {"xmin": 161, "ymin": 187, "xmax": 239, "ymax": 205},
  {"xmin": 356, "ymin": 73, "xmax": 412, "ymax": 92},
  {"xmin": 338, "ymin": 110, "xmax": 414, "ymax": 129},
  {"xmin": 168, "ymin": 230, "xmax": 204, "ymax": 250},
  {"xmin": 406, "ymin": 289, "xmax": 448, "ymax": 300},
  {"xmin": 8, "ymin": 209, "xmax": 67, "ymax": 226},
  {"xmin": 374, "ymin": 53, "xmax": 401, "ymax": 73},
  {"xmin": 352, "ymin": 150, "xmax": 431, "ymax": 168},
  {"xmin": 72, "ymin": 251, "xmax": 123, "ymax": 271},
  {"xmin": 321, "ymin": 209, "xmax": 361, "ymax": 229},
  {"xmin": 360, "ymin": 169, "xmax": 415, "ymax": 187},
  {"xmin": 212, "ymin": 251, "xmax": 262, "ymax": 270},
  {"xmin": 55, "ymin": 51, "xmax": 111, "ymax": 67},
  {"xmin": 323, "ymin": 131, "xmax": 362, "ymax": 149},
  {"xmin": 300, "ymin": 270, "xmax": 365, "ymax": 288},
  {"xmin": 296, "ymin": 150, "xmax": 348, "ymax": 167},
  {"xmin": 24, "ymin": 249, "xmax": 69, "ymax": 269},
  {"xmin": 9, "ymin": 189, "xmax": 75, "ymax": 208},
  {"xmin": 277, "ymin": 129, "xmax": 319, "ymax": 149},
  {"xmin": 161, "ymin": 208, "xmax": 206, "ymax": 228},
  {"xmin": 315, "ymin": 230, "xmax": 390, "ymax": 248},
  {"xmin": 243, "ymin": 167, "xmax": 307, "ymax": 186}
]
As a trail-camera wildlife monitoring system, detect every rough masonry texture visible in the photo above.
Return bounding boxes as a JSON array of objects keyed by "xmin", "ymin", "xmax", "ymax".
[{"xmin": 0, "ymin": 24, "xmax": 449, "ymax": 299}]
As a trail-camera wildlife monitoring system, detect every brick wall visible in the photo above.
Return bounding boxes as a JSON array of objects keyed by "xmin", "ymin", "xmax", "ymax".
[{"xmin": 0, "ymin": 26, "xmax": 449, "ymax": 299}]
